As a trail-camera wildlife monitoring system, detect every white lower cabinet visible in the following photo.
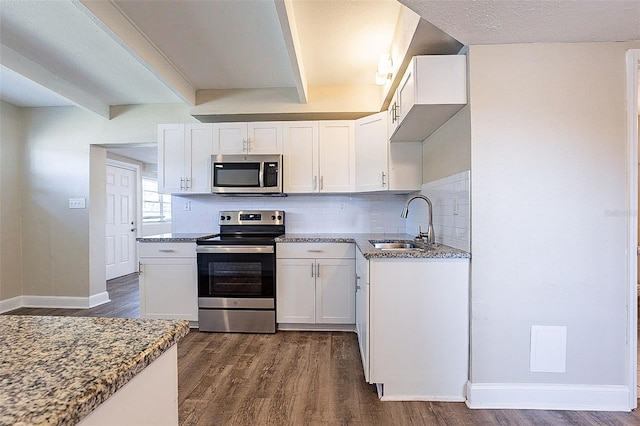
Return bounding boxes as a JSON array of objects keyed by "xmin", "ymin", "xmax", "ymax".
[
  {"xmin": 276, "ymin": 243, "xmax": 355, "ymax": 326},
  {"xmin": 356, "ymin": 246, "xmax": 470, "ymax": 401},
  {"xmin": 138, "ymin": 242, "xmax": 198, "ymax": 322},
  {"xmin": 355, "ymin": 248, "xmax": 370, "ymax": 383}
]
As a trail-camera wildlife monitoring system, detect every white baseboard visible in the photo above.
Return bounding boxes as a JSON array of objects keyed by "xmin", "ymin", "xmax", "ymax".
[
  {"xmin": 1, "ymin": 292, "xmax": 111, "ymax": 312},
  {"xmin": 89, "ymin": 292, "xmax": 110, "ymax": 308},
  {"xmin": 0, "ymin": 296, "xmax": 23, "ymax": 314},
  {"xmin": 466, "ymin": 381, "xmax": 632, "ymax": 411}
]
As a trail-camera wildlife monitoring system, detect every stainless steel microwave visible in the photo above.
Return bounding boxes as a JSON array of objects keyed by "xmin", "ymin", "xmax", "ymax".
[{"xmin": 211, "ymin": 154, "xmax": 283, "ymax": 194}]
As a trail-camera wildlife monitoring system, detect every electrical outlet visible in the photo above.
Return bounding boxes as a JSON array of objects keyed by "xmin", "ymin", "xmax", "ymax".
[
  {"xmin": 184, "ymin": 200, "xmax": 191, "ymax": 211},
  {"xmin": 339, "ymin": 202, "xmax": 346, "ymax": 211},
  {"xmin": 69, "ymin": 198, "xmax": 86, "ymax": 209}
]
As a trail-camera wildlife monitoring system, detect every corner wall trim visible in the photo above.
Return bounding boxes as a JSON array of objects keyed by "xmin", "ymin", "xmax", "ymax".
[{"xmin": 466, "ymin": 381, "xmax": 631, "ymax": 412}]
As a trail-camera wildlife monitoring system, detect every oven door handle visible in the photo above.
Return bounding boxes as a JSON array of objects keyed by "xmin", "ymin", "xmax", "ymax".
[{"xmin": 196, "ymin": 245, "xmax": 274, "ymax": 254}]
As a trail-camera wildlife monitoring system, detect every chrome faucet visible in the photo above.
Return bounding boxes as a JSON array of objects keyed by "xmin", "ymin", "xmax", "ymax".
[{"xmin": 400, "ymin": 194, "xmax": 436, "ymax": 245}]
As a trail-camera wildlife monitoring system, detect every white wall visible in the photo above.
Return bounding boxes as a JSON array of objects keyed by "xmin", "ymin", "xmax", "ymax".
[
  {"xmin": 21, "ymin": 104, "xmax": 193, "ymax": 299},
  {"xmin": 422, "ymin": 104, "xmax": 471, "ymax": 184},
  {"xmin": 171, "ymin": 193, "xmax": 409, "ymax": 235},
  {"xmin": 0, "ymin": 101, "xmax": 24, "ymax": 301},
  {"xmin": 468, "ymin": 41, "xmax": 640, "ymax": 401}
]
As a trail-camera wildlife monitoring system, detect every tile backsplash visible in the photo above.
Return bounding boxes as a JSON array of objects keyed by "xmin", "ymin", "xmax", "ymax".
[
  {"xmin": 171, "ymin": 193, "xmax": 410, "ymax": 235},
  {"xmin": 405, "ymin": 171, "xmax": 471, "ymax": 251},
  {"xmin": 171, "ymin": 170, "xmax": 470, "ymax": 252}
]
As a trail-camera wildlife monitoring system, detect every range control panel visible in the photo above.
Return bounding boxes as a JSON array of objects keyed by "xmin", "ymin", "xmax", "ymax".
[{"xmin": 218, "ymin": 210, "xmax": 284, "ymax": 226}]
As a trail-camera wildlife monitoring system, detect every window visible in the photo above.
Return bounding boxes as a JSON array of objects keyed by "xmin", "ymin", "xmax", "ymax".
[{"xmin": 142, "ymin": 178, "xmax": 171, "ymax": 223}]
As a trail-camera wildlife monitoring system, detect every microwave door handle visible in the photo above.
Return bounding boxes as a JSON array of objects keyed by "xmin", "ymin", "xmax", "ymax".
[{"xmin": 259, "ymin": 162, "xmax": 265, "ymax": 188}]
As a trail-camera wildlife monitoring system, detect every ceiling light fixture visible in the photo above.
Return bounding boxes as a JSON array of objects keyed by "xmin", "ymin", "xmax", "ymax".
[{"xmin": 375, "ymin": 54, "xmax": 393, "ymax": 86}]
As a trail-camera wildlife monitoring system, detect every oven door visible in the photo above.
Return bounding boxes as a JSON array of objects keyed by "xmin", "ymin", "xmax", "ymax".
[{"xmin": 196, "ymin": 245, "xmax": 274, "ymax": 309}]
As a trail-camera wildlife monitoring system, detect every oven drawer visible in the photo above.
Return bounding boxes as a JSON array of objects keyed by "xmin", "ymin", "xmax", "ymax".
[
  {"xmin": 199, "ymin": 309, "xmax": 276, "ymax": 333},
  {"xmin": 139, "ymin": 242, "xmax": 196, "ymax": 258},
  {"xmin": 276, "ymin": 242, "xmax": 354, "ymax": 259}
]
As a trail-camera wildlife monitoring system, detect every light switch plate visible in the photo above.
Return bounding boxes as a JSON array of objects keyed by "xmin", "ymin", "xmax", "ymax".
[{"xmin": 69, "ymin": 198, "xmax": 86, "ymax": 209}]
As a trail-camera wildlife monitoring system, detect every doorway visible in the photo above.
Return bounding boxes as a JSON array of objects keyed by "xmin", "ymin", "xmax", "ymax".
[{"xmin": 106, "ymin": 161, "xmax": 139, "ymax": 280}]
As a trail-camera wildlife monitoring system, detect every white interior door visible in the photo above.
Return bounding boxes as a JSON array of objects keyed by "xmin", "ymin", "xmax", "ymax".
[{"xmin": 106, "ymin": 164, "xmax": 137, "ymax": 280}]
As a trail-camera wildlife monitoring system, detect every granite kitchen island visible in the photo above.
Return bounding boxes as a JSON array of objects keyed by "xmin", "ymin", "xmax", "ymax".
[{"xmin": 0, "ymin": 315, "xmax": 189, "ymax": 426}]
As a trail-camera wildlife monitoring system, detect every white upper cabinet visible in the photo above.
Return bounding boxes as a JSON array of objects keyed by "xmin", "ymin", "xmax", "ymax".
[
  {"xmin": 355, "ymin": 112, "xmax": 389, "ymax": 192},
  {"xmin": 212, "ymin": 122, "xmax": 248, "ymax": 154},
  {"xmin": 390, "ymin": 55, "xmax": 467, "ymax": 142},
  {"xmin": 387, "ymin": 90, "xmax": 400, "ymax": 138},
  {"xmin": 283, "ymin": 121, "xmax": 319, "ymax": 193},
  {"xmin": 158, "ymin": 123, "xmax": 213, "ymax": 194},
  {"xmin": 284, "ymin": 121, "xmax": 355, "ymax": 193},
  {"xmin": 355, "ymin": 112, "xmax": 422, "ymax": 192},
  {"xmin": 248, "ymin": 122, "xmax": 283, "ymax": 154},
  {"xmin": 318, "ymin": 121, "xmax": 355, "ymax": 193},
  {"xmin": 212, "ymin": 122, "xmax": 282, "ymax": 154}
]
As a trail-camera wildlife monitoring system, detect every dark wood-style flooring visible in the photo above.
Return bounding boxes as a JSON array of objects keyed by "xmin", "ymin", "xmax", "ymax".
[{"xmin": 5, "ymin": 275, "xmax": 640, "ymax": 425}]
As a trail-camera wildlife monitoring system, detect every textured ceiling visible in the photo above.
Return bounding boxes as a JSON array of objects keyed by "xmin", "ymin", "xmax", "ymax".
[{"xmin": 401, "ymin": 0, "xmax": 640, "ymax": 45}]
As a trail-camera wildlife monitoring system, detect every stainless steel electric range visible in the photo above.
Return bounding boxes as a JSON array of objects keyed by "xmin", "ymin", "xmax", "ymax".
[{"xmin": 196, "ymin": 210, "xmax": 284, "ymax": 333}]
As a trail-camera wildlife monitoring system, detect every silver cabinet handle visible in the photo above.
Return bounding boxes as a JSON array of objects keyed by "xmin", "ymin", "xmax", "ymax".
[
  {"xmin": 316, "ymin": 263, "xmax": 320, "ymax": 278},
  {"xmin": 158, "ymin": 249, "xmax": 175, "ymax": 253},
  {"xmin": 196, "ymin": 246, "xmax": 274, "ymax": 254},
  {"xmin": 138, "ymin": 261, "xmax": 143, "ymax": 274},
  {"xmin": 381, "ymin": 172, "xmax": 386, "ymax": 186},
  {"xmin": 307, "ymin": 250, "xmax": 323, "ymax": 253},
  {"xmin": 320, "ymin": 176, "xmax": 324, "ymax": 191},
  {"xmin": 356, "ymin": 285, "xmax": 361, "ymax": 290},
  {"xmin": 313, "ymin": 176, "xmax": 317, "ymax": 190},
  {"xmin": 180, "ymin": 177, "xmax": 185, "ymax": 191},
  {"xmin": 247, "ymin": 137, "xmax": 252, "ymax": 152},
  {"xmin": 185, "ymin": 177, "xmax": 191, "ymax": 189},
  {"xmin": 311, "ymin": 262, "xmax": 315, "ymax": 278}
]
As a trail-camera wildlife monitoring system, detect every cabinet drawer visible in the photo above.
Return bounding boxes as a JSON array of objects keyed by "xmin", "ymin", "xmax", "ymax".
[
  {"xmin": 139, "ymin": 242, "xmax": 196, "ymax": 258},
  {"xmin": 277, "ymin": 242, "xmax": 354, "ymax": 259}
]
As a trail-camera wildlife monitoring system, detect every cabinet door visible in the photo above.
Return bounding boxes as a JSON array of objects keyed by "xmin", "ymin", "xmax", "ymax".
[
  {"xmin": 212, "ymin": 123, "xmax": 248, "ymax": 154},
  {"xmin": 282, "ymin": 121, "xmax": 319, "ymax": 193},
  {"xmin": 158, "ymin": 124, "xmax": 186, "ymax": 194},
  {"xmin": 186, "ymin": 124, "xmax": 213, "ymax": 193},
  {"xmin": 397, "ymin": 62, "xmax": 415, "ymax": 124},
  {"xmin": 318, "ymin": 121, "xmax": 355, "ymax": 193},
  {"xmin": 276, "ymin": 258, "xmax": 316, "ymax": 323},
  {"xmin": 356, "ymin": 278, "xmax": 370, "ymax": 382},
  {"xmin": 355, "ymin": 248, "xmax": 370, "ymax": 382},
  {"xmin": 139, "ymin": 257, "xmax": 198, "ymax": 321},
  {"xmin": 316, "ymin": 259, "xmax": 355, "ymax": 324},
  {"xmin": 355, "ymin": 112, "xmax": 388, "ymax": 192},
  {"xmin": 248, "ymin": 122, "xmax": 283, "ymax": 154},
  {"xmin": 388, "ymin": 91, "xmax": 400, "ymax": 138}
]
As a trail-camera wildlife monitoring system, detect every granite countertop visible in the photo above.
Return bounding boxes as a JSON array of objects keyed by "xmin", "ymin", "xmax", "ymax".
[
  {"xmin": 137, "ymin": 232, "xmax": 218, "ymax": 242},
  {"xmin": 0, "ymin": 316, "xmax": 189, "ymax": 426},
  {"xmin": 275, "ymin": 233, "xmax": 470, "ymax": 259}
]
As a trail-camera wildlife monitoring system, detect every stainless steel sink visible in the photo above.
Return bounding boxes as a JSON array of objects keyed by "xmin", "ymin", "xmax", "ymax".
[{"xmin": 371, "ymin": 241, "xmax": 424, "ymax": 251}]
